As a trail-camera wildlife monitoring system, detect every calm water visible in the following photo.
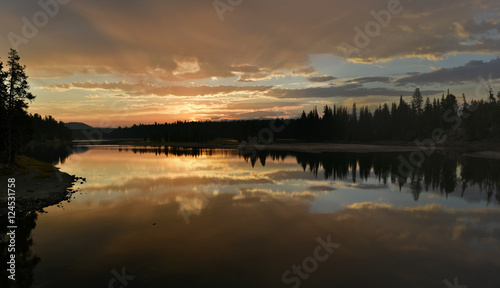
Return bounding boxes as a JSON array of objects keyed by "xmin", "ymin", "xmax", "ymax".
[{"xmin": 4, "ymin": 145, "xmax": 500, "ymax": 287}]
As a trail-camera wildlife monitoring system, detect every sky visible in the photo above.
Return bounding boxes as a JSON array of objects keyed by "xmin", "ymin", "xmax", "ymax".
[{"xmin": 1, "ymin": 0, "xmax": 499, "ymax": 127}]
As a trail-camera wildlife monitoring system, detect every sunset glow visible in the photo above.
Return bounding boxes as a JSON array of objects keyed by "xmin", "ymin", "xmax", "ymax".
[{"xmin": 1, "ymin": 0, "xmax": 499, "ymax": 126}]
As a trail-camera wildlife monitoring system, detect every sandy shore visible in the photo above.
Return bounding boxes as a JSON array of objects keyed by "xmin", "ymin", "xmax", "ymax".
[{"xmin": 0, "ymin": 166, "xmax": 79, "ymax": 217}]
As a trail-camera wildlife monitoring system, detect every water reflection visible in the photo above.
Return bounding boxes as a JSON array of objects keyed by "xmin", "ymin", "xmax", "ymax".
[
  {"xmin": 32, "ymin": 193, "xmax": 500, "ymax": 287},
  {"xmin": 65, "ymin": 146, "xmax": 500, "ymax": 204},
  {"xmin": 1, "ymin": 211, "xmax": 40, "ymax": 288},
  {"xmin": 25, "ymin": 144, "xmax": 89, "ymax": 165},
  {"xmin": 240, "ymin": 150, "xmax": 500, "ymax": 204},
  {"xmin": 21, "ymin": 145, "xmax": 500, "ymax": 287}
]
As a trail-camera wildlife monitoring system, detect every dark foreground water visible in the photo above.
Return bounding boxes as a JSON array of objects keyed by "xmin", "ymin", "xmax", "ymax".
[{"xmin": 2, "ymin": 145, "xmax": 500, "ymax": 287}]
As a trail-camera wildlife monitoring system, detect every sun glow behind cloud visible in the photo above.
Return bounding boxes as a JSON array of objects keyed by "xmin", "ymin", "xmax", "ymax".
[{"xmin": 1, "ymin": 0, "xmax": 499, "ymax": 126}]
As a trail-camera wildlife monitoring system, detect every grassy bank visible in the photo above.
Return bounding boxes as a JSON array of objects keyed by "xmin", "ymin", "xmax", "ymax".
[
  {"xmin": 0, "ymin": 155, "xmax": 79, "ymax": 216},
  {"xmin": 1, "ymin": 155, "xmax": 58, "ymax": 177}
]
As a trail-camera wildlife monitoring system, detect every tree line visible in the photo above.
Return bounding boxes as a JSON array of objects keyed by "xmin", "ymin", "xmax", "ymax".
[
  {"xmin": 30, "ymin": 113, "xmax": 73, "ymax": 143},
  {"xmin": 106, "ymin": 119, "xmax": 293, "ymax": 143},
  {"xmin": 296, "ymin": 88, "xmax": 500, "ymax": 142},
  {"xmin": 0, "ymin": 49, "xmax": 72, "ymax": 166},
  {"xmin": 103, "ymin": 87, "xmax": 500, "ymax": 144}
]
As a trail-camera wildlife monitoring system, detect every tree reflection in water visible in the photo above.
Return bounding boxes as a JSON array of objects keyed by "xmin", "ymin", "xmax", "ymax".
[
  {"xmin": 65, "ymin": 145, "xmax": 499, "ymax": 204},
  {"xmin": 1, "ymin": 211, "xmax": 40, "ymax": 288},
  {"xmin": 241, "ymin": 150, "xmax": 500, "ymax": 203}
]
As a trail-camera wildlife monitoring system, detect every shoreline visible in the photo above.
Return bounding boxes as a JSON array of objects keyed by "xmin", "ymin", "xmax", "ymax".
[
  {"xmin": 77, "ymin": 141, "xmax": 428, "ymax": 153},
  {"xmin": 0, "ymin": 162, "xmax": 80, "ymax": 217},
  {"xmin": 103, "ymin": 141, "xmax": 500, "ymax": 158}
]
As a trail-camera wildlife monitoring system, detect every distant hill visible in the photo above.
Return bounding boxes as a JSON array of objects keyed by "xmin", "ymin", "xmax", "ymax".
[
  {"xmin": 64, "ymin": 122, "xmax": 116, "ymax": 140},
  {"xmin": 65, "ymin": 122, "xmax": 93, "ymax": 130}
]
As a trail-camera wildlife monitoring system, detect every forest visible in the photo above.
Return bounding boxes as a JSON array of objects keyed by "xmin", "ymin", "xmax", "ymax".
[
  {"xmin": 101, "ymin": 88, "xmax": 500, "ymax": 144},
  {"xmin": 0, "ymin": 49, "xmax": 72, "ymax": 166}
]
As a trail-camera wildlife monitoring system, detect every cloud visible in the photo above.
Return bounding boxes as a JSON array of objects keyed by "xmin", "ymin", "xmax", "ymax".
[
  {"xmin": 2, "ymin": 0, "xmax": 499, "ymax": 80},
  {"xmin": 230, "ymin": 65, "xmax": 262, "ymax": 73},
  {"xmin": 306, "ymin": 185, "xmax": 336, "ymax": 192},
  {"xmin": 4, "ymin": 0, "xmax": 500, "ymax": 126},
  {"xmin": 237, "ymin": 68, "xmax": 315, "ymax": 82},
  {"xmin": 237, "ymin": 72, "xmax": 275, "ymax": 82},
  {"xmin": 266, "ymin": 84, "xmax": 442, "ymax": 99},
  {"xmin": 135, "ymin": 85, "xmax": 273, "ymax": 97},
  {"xmin": 223, "ymin": 101, "xmax": 301, "ymax": 111},
  {"xmin": 236, "ymin": 188, "xmax": 317, "ymax": 201},
  {"xmin": 46, "ymin": 81, "xmax": 273, "ymax": 97},
  {"xmin": 234, "ymin": 110, "xmax": 295, "ymax": 119},
  {"xmin": 291, "ymin": 67, "xmax": 316, "ymax": 76},
  {"xmin": 396, "ymin": 57, "xmax": 500, "ymax": 85},
  {"xmin": 344, "ymin": 202, "xmax": 394, "ymax": 210},
  {"xmin": 172, "ymin": 56, "xmax": 201, "ymax": 76},
  {"xmin": 345, "ymin": 76, "xmax": 393, "ymax": 84},
  {"xmin": 83, "ymin": 175, "xmax": 274, "ymax": 193},
  {"xmin": 406, "ymin": 72, "xmax": 422, "ymax": 76},
  {"xmin": 307, "ymin": 75, "xmax": 337, "ymax": 82},
  {"xmin": 48, "ymin": 81, "xmax": 136, "ymax": 91},
  {"xmin": 27, "ymin": 67, "xmax": 74, "ymax": 79}
]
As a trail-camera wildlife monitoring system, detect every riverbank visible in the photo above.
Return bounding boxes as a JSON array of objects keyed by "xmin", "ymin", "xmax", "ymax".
[
  {"xmin": 0, "ymin": 156, "xmax": 81, "ymax": 217},
  {"xmin": 137, "ymin": 141, "xmax": 500, "ymax": 155},
  {"xmin": 75, "ymin": 139, "xmax": 500, "ymax": 159}
]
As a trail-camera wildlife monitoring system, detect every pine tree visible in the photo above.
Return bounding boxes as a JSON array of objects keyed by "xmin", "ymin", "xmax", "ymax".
[
  {"xmin": 488, "ymin": 85, "xmax": 496, "ymax": 103},
  {"xmin": 411, "ymin": 88, "xmax": 423, "ymax": 114},
  {"xmin": 0, "ymin": 59, "xmax": 6, "ymax": 153},
  {"xmin": 351, "ymin": 103, "xmax": 357, "ymax": 121},
  {"xmin": 1, "ymin": 49, "xmax": 36, "ymax": 164},
  {"xmin": 349, "ymin": 103, "xmax": 358, "ymax": 141}
]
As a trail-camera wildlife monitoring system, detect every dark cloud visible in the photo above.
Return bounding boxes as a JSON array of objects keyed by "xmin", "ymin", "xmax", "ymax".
[
  {"xmin": 291, "ymin": 67, "xmax": 316, "ymax": 76},
  {"xmin": 1, "ymin": 0, "xmax": 499, "ymax": 78},
  {"xmin": 307, "ymin": 75, "xmax": 337, "ymax": 82},
  {"xmin": 235, "ymin": 111, "xmax": 294, "ymax": 119},
  {"xmin": 266, "ymin": 84, "xmax": 442, "ymax": 99},
  {"xmin": 345, "ymin": 77, "xmax": 393, "ymax": 84},
  {"xmin": 307, "ymin": 185, "xmax": 336, "ymax": 192},
  {"xmin": 406, "ymin": 72, "xmax": 422, "ymax": 76},
  {"xmin": 345, "ymin": 183, "xmax": 389, "ymax": 190},
  {"xmin": 396, "ymin": 58, "xmax": 500, "ymax": 85},
  {"xmin": 223, "ymin": 101, "xmax": 301, "ymax": 110}
]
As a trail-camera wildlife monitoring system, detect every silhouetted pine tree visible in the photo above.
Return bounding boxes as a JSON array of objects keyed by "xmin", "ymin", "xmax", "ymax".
[{"xmin": 0, "ymin": 49, "xmax": 36, "ymax": 165}]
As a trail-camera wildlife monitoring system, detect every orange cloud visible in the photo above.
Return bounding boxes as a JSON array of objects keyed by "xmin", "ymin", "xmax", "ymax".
[{"xmin": 2, "ymin": 0, "xmax": 498, "ymax": 81}]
